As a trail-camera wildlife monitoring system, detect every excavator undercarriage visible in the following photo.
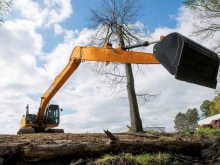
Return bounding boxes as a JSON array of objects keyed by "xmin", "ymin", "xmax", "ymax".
[{"xmin": 17, "ymin": 128, "xmax": 64, "ymax": 134}]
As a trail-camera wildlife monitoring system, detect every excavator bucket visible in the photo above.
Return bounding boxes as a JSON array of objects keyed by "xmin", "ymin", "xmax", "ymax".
[{"xmin": 153, "ymin": 32, "xmax": 219, "ymax": 89}]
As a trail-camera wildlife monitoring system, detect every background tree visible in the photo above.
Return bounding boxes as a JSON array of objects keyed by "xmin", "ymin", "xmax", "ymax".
[
  {"xmin": 200, "ymin": 95, "xmax": 220, "ymax": 117},
  {"xmin": 200, "ymin": 100, "xmax": 211, "ymax": 117},
  {"xmin": 89, "ymin": 0, "xmax": 157, "ymax": 132},
  {"xmin": 209, "ymin": 94, "xmax": 220, "ymax": 115},
  {"xmin": 174, "ymin": 112, "xmax": 188, "ymax": 132},
  {"xmin": 174, "ymin": 108, "xmax": 199, "ymax": 132},
  {"xmin": 0, "ymin": 0, "xmax": 11, "ymax": 25},
  {"xmin": 183, "ymin": 0, "xmax": 220, "ymax": 54},
  {"xmin": 186, "ymin": 108, "xmax": 199, "ymax": 128}
]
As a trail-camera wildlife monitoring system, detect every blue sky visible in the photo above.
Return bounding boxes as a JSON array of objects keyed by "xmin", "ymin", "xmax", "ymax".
[
  {"xmin": 36, "ymin": 0, "xmax": 185, "ymax": 53},
  {"xmin": 69, "ymin": 0, "xmax": 183, "ymax": 30},
  {"xmin": 0, "ymin": 0, "xmax": 218, "ymax": 134}
]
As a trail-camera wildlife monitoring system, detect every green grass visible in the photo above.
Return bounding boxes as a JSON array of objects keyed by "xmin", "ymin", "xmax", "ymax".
[
  {"xmin": 195, "ymin": 128, "xmax": 220, "ymax": 135},
  {"xmin": 159, "ymin": 135, "xmax": 174, "ymax": 140},
  {"xmin": 94, "ymin": 152, "xmax": 179, "ymax": 165}
]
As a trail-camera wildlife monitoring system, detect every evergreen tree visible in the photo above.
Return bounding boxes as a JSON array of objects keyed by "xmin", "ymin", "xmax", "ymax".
[
  {"xmin": 174, "ymin": 112, "xmax": 188, "ymax": 132},
  {"xmin": 174, "ymin": 108, "xmax": 199, "ymax": 132},
  {"xmin": 186, "ymin": 108, "xmax": 199, "ymax": 127},
  {"xmin": 200, "ymin": 100, "xmax": 211, "ymax": 117}
]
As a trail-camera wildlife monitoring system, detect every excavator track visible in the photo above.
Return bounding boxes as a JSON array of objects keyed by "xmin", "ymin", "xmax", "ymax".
[
  {"xmin": 45, "ymin": 129, "xmax": 64, "ymax": 133},
  {"xmin": 17, "ymin": 128, "xmax": 64, "ymax": 134},
  {"xmin": 17, "ymin": 128, "xmax": 35, "ymax": 134}
]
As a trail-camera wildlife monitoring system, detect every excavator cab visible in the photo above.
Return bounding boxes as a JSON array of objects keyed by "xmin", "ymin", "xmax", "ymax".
[
  {"xmin": 44, "ymin": 104, "xmax": 60, "ymax": 125},
  {"xmin": 25, "ymin": 114, "xmax": 36, "ymax": 124},
  {"xmin": 153, "ymin": 32, "xmax": 219, "ymax": 89}
]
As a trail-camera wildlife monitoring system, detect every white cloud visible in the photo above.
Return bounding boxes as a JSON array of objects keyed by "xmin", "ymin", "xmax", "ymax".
[
  {"xmin": 0, "ymin": 0, "xmax": 73, "ymax": 134},
  {"xmin": 54, "ymin": 23, "xmax": 64, "ymax": 35},
  {"xmin": 0, "ymin": 19, "xmax": 46, "ymax": 91},
  {"xmin": 13, "ymin": 0, "xmax": 72, "ymax": 27},
  {"xmin": 13, "ymin": 0, "xmax": 42, "ymax": 25},
  {"xmin": 0, "ymin": 18, "xmax": 48, "ymax": 135},
  {"xmin": 0, "ymin": 4, "xmax": 218, "ymax": 135}
]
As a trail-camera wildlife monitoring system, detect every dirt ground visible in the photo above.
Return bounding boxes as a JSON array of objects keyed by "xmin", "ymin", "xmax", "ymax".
[{"xmin": 0, "ymin": 132, "xmax": 219, "ymax": 164}]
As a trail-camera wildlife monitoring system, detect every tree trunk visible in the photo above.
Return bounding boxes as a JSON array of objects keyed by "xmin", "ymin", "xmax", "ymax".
[
  {"xmin": 125, "ymin": 63, "xmax": 143, "ymax": 132},
  {"xmin": 117, "ymin": 26, "xmax": 143, "ymax": 132}
]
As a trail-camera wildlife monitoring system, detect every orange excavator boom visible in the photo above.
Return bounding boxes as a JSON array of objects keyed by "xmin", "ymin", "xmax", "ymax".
[{"xmin": 38, "ymin": 43, "xmax": 159, "ymax": 121}]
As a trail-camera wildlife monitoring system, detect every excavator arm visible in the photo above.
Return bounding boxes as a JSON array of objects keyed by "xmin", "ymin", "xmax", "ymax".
[{"xmin": 37, "ymin": 43, "xmax": 159, "ymax": 123}]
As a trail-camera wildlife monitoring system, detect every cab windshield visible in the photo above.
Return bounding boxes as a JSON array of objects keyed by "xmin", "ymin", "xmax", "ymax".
[{"xmin": 46, "ymin": 105, "xmax": 59, "ymax": 124}]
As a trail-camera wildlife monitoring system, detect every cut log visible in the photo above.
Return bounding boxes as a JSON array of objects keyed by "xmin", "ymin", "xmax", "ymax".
[
  {"xmin": 0, "ymin": 133, "xmax": 216, "ymax": 163},
  {"xmin": 22, "ymin": 139, "xmax": 210, "ymax": 161}
]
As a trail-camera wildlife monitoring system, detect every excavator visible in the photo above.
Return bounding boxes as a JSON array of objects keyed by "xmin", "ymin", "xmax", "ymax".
[{"xmin": 17, "ymin": 32, "xmax": 220, "ymax": 134}]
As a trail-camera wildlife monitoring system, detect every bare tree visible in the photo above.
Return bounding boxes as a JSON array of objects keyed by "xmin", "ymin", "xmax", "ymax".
[
  {"xmin": 184, "ymin": 0, "xmax": 220, "ymax": 54},
  {"xmin": 0, "ymin": 0, "xmax": 12, "ymax": 25},
  {"xmin": 89, "ymin": 0, "xmax": 158, "ymax": 132},
  {"xmin": 184, "ymin": 0, "xmax": 220, "ymax": 92}
]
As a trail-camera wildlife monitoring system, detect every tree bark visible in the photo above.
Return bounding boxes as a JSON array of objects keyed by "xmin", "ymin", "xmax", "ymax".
[
  {"xmin": 117, "ymin": 26, "xmax": 143, "ymax": 132},
  {"xmin": 125, "ymin": 63, "xmax": 143, "ymax": 132}
]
